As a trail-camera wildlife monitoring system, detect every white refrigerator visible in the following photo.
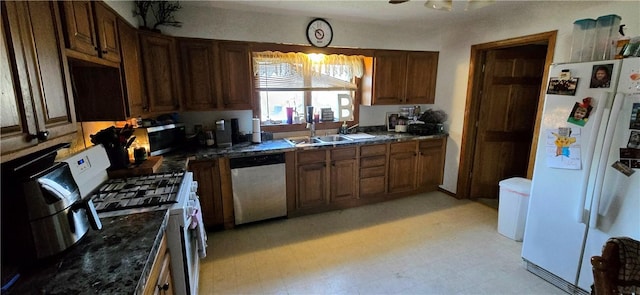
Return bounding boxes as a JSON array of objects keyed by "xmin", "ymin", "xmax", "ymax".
[{"xmin": 521, "ymin": 57, "xmax": 640, "ymax": 294}]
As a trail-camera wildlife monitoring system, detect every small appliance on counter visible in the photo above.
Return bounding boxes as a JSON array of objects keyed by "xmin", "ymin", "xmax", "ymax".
[
  {"xmin": 216, "ymin": 120, "xmax": 233, "ymax": 147},
  {"xmin": 1, "ymin": 144, "xmax": 102, "ymax": 266},
  {"xmin": 132, "ymin": 123, "xmax": 186, "ymax": 156}
]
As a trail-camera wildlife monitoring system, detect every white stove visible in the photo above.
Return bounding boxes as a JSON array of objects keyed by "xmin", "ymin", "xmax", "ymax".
[{"xmin": 61, "ymin": 145, "xmax": 205, "ymax": 295}]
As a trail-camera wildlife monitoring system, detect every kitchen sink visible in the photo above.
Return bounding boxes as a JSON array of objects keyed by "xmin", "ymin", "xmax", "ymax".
[
  {"xmin": 284, "ymin": 135, "xmax": 353, "ymax": 146},
  {"xmin": 316, "ymin": 135, "xmax": 352, "ymax": 143}
]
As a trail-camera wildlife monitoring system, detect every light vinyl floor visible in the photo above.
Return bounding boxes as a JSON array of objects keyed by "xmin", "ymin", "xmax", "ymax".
[{"xmin": 199, "ymin": 191, "xmax": 564, "ymax": 294}]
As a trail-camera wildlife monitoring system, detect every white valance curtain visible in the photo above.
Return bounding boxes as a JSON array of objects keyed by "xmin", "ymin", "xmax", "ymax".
[{"xmin": 252, "ymin": 51, "xmax": 365, "ymax": 86}]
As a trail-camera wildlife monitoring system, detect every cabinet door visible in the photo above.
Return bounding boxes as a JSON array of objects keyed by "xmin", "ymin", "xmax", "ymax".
[
  {"xmin": 372, "ymin": 51, "xmax": 406, "ymax": 105},
  {"xmin": 297, "ymin": 163, "xmax": 327, "ymax": 208},
  {"xmin": 405, "ymin": 52, "xmax": 438, "ymax": 105},
  {"xmin": 140, "ymin": 32, "xmax": 182, "ymax": 112},
  {"xmin": 330, "ymin": 147, "xmax": 358, "ymax": 203},
  {"xmin": 417, "ymin": 138, "xmax": 446, "ymax": 191},
  {"xmin": 2, "ymin": 1, "xmax": 76, "ymax": 158},
  {"xmin": 189, "ymin": 160, "xmax": 224, "ymax": 228},
  {"xmin": 218, "ymin": 42, "xmax": 252, "ymax": 109},
  {"xmin": 179, "ymin": 38, "xmax": 218, "ymax": 110},
  {"xmin": 388, "ymin": 142, "xmax": 417, "ymax": 193},
  {"xmin": 153, "ymin": 252, "xmax": 174, "ymax": 295},
  {"xmin": 93, "ymin": 2, "xmax": 120, "ymax": 63},
  {"xmin": 118, "ymin": 18, "xmax": 147, "ymax": 117},
  {"xmin": 59, "ymin": 1, "xmax": 98, "ymax": 57},
  {"xmin": 1, "ymin": 5, "xmax": 38, "ymax": 154}
]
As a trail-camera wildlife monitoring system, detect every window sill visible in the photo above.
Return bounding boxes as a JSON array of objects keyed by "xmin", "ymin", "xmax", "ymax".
[{"xmin": 261, "ymin": 121, "xmax": 348, "ymax": 133}]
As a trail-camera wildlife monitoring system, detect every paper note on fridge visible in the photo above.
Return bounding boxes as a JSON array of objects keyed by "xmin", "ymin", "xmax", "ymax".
[{"xmin": 545, "ymin": 127, "xmax": 582, "ymax": 170}]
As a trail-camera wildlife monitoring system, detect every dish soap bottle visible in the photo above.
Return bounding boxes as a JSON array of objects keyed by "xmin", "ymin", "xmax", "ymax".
[{"xmin": 340, "ymin": 121, "xmax": 348, "ymax": 134}]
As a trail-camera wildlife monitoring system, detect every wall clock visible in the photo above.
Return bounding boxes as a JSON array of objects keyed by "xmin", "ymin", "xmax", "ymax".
[{"xmin": 306, "ymin": 18, "xmax": 333, "ymax": 48}]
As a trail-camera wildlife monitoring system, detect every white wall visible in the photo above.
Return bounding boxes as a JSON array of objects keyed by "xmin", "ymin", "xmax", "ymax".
[{"xmin": 111, "ymin": 1, "xmax": 639, "ymax": 194}]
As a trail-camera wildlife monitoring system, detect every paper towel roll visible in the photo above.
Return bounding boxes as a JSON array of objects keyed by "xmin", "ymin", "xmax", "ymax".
[{"xmin": 252, "ymin": 118, "xmax": 261, "ymax": 143}]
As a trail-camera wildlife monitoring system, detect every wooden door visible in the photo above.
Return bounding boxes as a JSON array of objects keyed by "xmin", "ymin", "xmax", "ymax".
[
  {"xmin": 140, "ymin": 32, "xmax": 181, "ymax": 112},
  {"xmin": 416, "ymin": 138, "xmax": 446, "ymax": 191},
  {"xmin": 469, "ymin": 45, "xmax": 546, "ymax": 199},
  {"xmin": 405, "ymin": 52, "xmax": 438, "ymax": 105},
  {"xmin": 372, "ymin": 51, "xmax": 406, "ymax": 105},
  {"xmin": 59, "ymin": 1, "xmax": 98, "ymax": 57},
  {"xmin": 179, "ymin": 38, "xmax": 218, "ymax": 110},
  {"xmin": 118, "ymin": 19, "xmax": 147, "ymax": 117},
  {"xmin": 93, "ymin": 2, "xmax": 120, "ymax": 62},
  {"xmin": 218, "ymin": 42, "xmax": 252, "ymax": 109},
  {"xmin": 189, "ymin": 160, "xmax": 224, "ymax": 228},
  {"xmin": 330, "ymin": 147, "xmax": 357, "ymax": 203},
  {"xmin": 388, "ymin": 142, "xmax": 417, "ymax": 193}
]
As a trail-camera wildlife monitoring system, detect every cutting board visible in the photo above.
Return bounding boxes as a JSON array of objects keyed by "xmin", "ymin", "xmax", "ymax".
[
  {"xmin": 343, "ymin": 133, "xmax": 376, "ymax": 140},
  {"xmin": 107, "ymin": 156, "xmax": 163, "ymax": 178}
]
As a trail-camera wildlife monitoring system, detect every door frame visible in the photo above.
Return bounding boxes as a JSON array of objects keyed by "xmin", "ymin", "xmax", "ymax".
[{"xmin": 456, "ymin": 31, "xmax": 557, "ymax": 199}]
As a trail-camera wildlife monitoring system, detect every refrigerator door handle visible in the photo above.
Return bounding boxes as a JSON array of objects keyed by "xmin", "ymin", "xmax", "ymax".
[
  {"xmin": 589, "ymin": 92, "xmax": 625, "ymax": 229},
  {"xmin": 577, "ymin": 92, "xmax": 610, "ymax": 224}
]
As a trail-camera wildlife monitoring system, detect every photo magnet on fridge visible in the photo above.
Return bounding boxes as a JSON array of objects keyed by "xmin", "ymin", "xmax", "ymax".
[
  {"xmin": 547, "ymin": 77, "xmax": 578, "ymax": 95},
  {"xmin": 567, "ymin": 97, "xmax": 593, "ymax": 127},
  {"xmin": 630, "ymin": 103, "xmax": 640, "ymax": 129},
  {"xmin": 589, "ymin": 64, "xmax": 613, "ymax": 88}
]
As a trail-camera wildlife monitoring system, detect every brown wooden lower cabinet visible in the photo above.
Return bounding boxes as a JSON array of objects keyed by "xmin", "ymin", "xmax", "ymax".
[
  {"xmin": 359, "ymin": 144, "xmax": 387, "ymax": 198},
  {"xmin": 143, "ymin": 234, "xmax": 173, "ymax": 295},
  {"xmin": 416, "ymin": 138, "xmax": 447, "ymax": 191},
  {"xmin": 388, "ymin": 141, "xmax": 417, "ymax": 194},
  {"xmin": 188, "ymin": 159, "xmax": 224, "ymax": 229},
  {"xmin": 191, "ymin": 137, "xmax": 447, "ymax": 224}
]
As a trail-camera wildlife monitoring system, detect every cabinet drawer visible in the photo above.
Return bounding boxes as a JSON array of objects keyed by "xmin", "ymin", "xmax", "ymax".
[
  {"xmin": 297, "ymin": 150, "xmax": 326, "ymax": 164},
  {"xmin": 360, "ymin": 144, "xmax": 386, "ymax": 157},
  {"xmin": 360, "ymin": 166, "xmax": 385, "ymax": 178},
  {"xmin": 390, "ymin": 141, "xmax": 416, "ymax": 154},
  {"xmin": 360, "ymin": 156, "xmax": 386, "ymax": 168},
  {"xmin": 419, "ymin": 139, "xmax": 444, "ymax": 149},
  {"xmin": 360, "ymin": 176, "xmax": 386, "ymax": 196},
  {"xmin": 331, "ymin": 147, "xmax": 356, "ymax": 161}
]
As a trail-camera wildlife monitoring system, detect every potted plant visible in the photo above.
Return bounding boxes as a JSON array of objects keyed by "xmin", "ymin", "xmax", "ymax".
[{"xmin": 134, "ymin": 0, "xmax": 182, "ymax": 32}]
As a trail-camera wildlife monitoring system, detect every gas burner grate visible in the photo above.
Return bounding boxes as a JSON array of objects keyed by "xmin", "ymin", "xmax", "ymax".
[{"xmin": 91, "ymin": 171, "xmax": 185, "ymax": 212}]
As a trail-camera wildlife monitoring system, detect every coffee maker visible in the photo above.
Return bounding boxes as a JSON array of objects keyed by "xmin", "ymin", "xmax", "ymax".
[
  {"xmin": 215, "ymin": 119, "xmax": 232, "ymax": 147},
  {"xmin": 1, "ymin": 147, "xmax": 102, "ymax": 265}
]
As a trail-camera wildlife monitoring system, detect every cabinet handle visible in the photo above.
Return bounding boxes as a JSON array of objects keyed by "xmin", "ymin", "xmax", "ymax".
[
  {"xmin": 158, "ymin": 283, "xmax": 169, "ymax": 291},
  {"xmin": 102, "ymin": 49, "xmax": 108, "ymax": 54},
  {"xmin": 28, "ymin": 131, "xmax": 49, "ymax": 141}
]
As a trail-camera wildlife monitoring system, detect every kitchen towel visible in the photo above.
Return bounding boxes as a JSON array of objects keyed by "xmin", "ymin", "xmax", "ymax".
[{"xmin": 252, "ymin": 118, "xmax": 261, "ymax": 143}]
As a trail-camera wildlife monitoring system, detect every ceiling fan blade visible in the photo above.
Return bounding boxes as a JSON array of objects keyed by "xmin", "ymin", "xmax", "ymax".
[
  {"xmin": 389, "ymin": 0, "xmax": 409, "ymax": 4},
  {"xmin": 424, "ymin": 0, "xmax": 452, "ymax": 11}
]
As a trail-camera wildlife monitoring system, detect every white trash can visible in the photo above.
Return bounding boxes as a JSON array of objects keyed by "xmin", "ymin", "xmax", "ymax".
[{"xmin": 497, "ymin": 177, "xmax": 531, "ymax": 241}]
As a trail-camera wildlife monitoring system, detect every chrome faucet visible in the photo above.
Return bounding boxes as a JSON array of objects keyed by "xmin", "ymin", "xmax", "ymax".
[{"xmin": 307, "ymin": 122, "xmax": 316, "ymax": 137}]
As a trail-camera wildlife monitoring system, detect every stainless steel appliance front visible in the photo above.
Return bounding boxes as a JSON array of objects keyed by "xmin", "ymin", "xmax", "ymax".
[{"xmin": 230, "ymin": 153, "xmax": 287, "ymax": 225}]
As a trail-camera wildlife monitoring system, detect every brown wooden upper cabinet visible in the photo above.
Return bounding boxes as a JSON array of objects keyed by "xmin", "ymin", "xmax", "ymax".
[
  {"xmin": 367, "ymin": 50, "xmax": 438, "ymax": 105},
  {"xmin": 59, "ymin": 1, "xmax": 120, "ymax": 64},
  {"xmin": 218, "ymin": 41, "xmax": 253, "ymax": 110},
  {"xmin": 1, "ymin": 1, "xmax": 77, "ymax": 162},
  {"xmin": 118, "ymin": 18, "xmax": 148, "ymax": 117},
  {"xmin": 178, "ymin": 38, "xmax": 219, "ymax": 110},
  {"xmin": 139, "ymin": 30, "xmax": 182, "ymax": 113}
]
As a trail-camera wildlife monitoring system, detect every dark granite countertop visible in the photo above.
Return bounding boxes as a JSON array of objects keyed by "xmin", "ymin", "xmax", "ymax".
[
  {"xmin": 158, "ymin": 131, "xmax": 448, "ymax": 171},
  {"xmin": 5, "ymin": 210, "xmax": 169, "ymax": 295}
]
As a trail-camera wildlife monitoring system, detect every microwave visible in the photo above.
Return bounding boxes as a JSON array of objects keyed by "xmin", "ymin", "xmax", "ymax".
[{"xmin": 133, "ymin": 123, "xmax": 186, "ymax": 156}]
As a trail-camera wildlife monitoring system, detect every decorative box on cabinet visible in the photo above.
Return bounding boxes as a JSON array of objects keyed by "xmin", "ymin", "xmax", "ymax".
[{"xmin": 1, "ymin": 1, "xmax": 77, "ymax": 162}]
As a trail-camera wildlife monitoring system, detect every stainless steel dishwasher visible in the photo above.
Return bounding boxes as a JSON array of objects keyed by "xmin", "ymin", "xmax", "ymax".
[{"xmin": 229, "ymin": 153, "xmax": 286, "ymax": 225}]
